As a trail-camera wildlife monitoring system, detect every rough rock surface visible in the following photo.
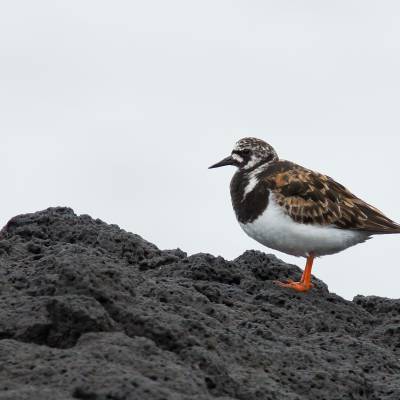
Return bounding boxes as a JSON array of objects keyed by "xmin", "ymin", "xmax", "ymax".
[{"xmin": 0, "ymin": 207, "xmax": 399, "ymax": 400}]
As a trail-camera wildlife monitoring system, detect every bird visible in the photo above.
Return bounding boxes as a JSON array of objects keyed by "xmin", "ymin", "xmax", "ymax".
[{"xmin": 209, "ymin": 137, "xmax": 400, "ymax": 292}]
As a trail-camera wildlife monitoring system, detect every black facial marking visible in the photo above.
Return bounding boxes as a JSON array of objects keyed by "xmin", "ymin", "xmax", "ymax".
[{"xmin": 231, "ymin": 150, "xmax": 251, "ymax": 166}]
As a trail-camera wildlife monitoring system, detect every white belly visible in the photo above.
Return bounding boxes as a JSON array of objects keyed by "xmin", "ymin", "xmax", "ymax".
[{"xmin": 239, "ymin": 195, "xmax": 369, "ymax": 257}]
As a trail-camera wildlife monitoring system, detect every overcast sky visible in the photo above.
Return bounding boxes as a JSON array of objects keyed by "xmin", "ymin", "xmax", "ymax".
[{"xmin": 1, "ymin": 1, "xmax": 400, "ymax": 300}]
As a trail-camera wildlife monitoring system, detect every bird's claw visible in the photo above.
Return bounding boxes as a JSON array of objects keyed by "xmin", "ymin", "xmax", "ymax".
[{"xmin": 273, "ymin": 279, "xmax": 314, "ymax": 292}]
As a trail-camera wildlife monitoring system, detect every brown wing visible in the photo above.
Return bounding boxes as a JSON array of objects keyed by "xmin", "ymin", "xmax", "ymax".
[{"xmin": 263, "ymin": 161, "xmax": 400, "ymax": 234}]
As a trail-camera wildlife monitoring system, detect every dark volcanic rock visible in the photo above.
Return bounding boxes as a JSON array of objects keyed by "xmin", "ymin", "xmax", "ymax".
[{"xmin": 0, "ymin": 207, "xmax": 399, "ymax": 400}]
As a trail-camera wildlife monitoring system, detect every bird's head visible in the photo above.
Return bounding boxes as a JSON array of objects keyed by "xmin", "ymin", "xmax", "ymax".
[{"xmin": 209, "ymin": 137, "xmax": 278, "ymax": 171}]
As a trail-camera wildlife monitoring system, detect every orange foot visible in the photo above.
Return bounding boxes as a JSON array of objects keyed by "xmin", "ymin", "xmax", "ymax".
[
  {"xmin": 274, "ymin": 253, "xmax": 315, "ymax": 293},
  {"xmin": 274, "ymin": 279, "xmax": 313, "ymax": 292}
]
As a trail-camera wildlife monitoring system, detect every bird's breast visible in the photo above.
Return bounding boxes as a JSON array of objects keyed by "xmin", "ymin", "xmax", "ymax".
[{"xmin": 230, "ymin": 170, "xmax": 270, "ymax": 224}]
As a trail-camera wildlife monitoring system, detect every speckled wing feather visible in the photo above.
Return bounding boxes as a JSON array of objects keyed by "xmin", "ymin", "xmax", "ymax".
[{"xmin": 263, "ymin": 161, "xmax": 400, "ymax": 233}]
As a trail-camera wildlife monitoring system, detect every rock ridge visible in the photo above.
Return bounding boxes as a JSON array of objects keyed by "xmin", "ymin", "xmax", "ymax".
[{"xmin": 0, "ymin": 207, "xmax": 398, "ymax": 400}]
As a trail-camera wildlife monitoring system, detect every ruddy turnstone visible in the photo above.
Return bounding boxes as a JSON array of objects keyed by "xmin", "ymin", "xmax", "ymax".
[{"xmin": 209, "ymin": 137, "xmax": 400, "ymax": 292}]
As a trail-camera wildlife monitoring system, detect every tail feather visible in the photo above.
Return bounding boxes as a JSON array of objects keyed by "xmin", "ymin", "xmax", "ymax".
[{"xmin": 356, "ymin": 202, "xmax": 400, "ymax": 234}]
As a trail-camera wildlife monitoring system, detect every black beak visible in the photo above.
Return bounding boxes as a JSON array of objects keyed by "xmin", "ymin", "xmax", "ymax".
[{"xmin": 208, "ymin": 155, "xmax": 236, "ymax": 169}]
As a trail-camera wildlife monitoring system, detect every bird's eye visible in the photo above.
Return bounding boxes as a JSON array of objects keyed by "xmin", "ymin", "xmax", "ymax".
[{"xmin": 241, "ymin": 149, "xmax": 251, "ymax": 155}]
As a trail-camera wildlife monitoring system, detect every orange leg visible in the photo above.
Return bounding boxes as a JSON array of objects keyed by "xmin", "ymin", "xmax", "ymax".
[{"xmin": 274, "ymin": 253, "xmax": 315, "ymax": 292}]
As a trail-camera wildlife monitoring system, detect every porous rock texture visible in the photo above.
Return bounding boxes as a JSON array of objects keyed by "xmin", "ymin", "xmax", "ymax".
[{"xmin": 0, "ymin": 207, "xmax": 399, "ymax": 400}]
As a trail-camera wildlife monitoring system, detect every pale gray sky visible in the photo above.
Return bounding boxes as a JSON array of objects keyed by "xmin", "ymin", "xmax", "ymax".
[{"xmin": 1, "ymin": 1, "xmax": 400, "ymax": 299}]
